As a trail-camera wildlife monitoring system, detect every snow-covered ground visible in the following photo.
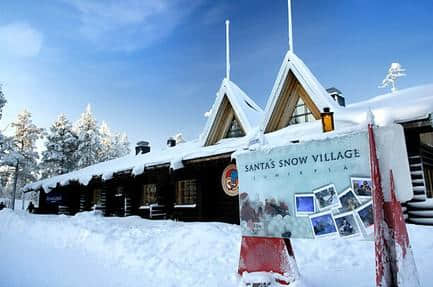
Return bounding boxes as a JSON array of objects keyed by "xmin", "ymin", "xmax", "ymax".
[{"xmin": 1, "ymin": 209, "xmax": 433, "ymax": 287}]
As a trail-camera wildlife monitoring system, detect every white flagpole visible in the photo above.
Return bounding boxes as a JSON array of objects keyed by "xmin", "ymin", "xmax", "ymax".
[
  {"xmin": 225, "ymin": 20, "xmax": 231, "ymax": 81},
  {"xmin": 288, "ymin": 0, "xmax": 293, "ymax": 52}
]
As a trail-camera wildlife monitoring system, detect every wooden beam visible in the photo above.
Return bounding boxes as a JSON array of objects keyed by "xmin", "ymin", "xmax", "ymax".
[
  {"xmin": 205, "ymin": 96, "xmax": 246, "ymax": 146},
  {"xmin": 401, "ymin": 118, "xmax": 433, "ymax": 131},
  {"xmin": 184, "ymin": 152, "xmax": 232, "ymax": 165},
  {"xmin": 265, "ymin": 71, "xmax": 320, "ymax": 133}
]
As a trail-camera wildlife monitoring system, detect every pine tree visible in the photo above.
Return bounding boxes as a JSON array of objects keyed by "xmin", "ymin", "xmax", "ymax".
[
  {"xmin": 0, "ymin": 84, "xmax": 12, "ymax": 201},
  {"xmin": 97, "ymin": 122, "xmax": 130, "ymax": 162},
  {"xmin": 40, "ymin": 114, "xmax": 79, "ymax": 178},
  {"xmin": 0, "ymin": 84, "xmax": 12, "ymax": 167},
  {"xmin": 75, "ymin": 104, "xmax": 101, "ymax": 168},
  {"xmin": 98, "ymin": 121, "xmax": 113, "ymax": 162},
  {"xmin": 9, "ymin": 110, "xmax": 44, "ymax": 209},
  {"xmin": 0, "ymin": 84, "xmax": 6, "ymax": 120},
  {"xmin": 379, "ymin": 63, "xmax": 406, "ymax": 92},
  {"xmin": 111, "ymin": 132, "xmax": 131, "ymax": 158}
]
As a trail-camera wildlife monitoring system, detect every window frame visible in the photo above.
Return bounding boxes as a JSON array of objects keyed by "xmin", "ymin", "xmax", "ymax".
[
  {"xmin": 175, "ymin": 179, "xmax": 198, "ymax": 206},
  {"xmin": 141, "ymin": 183, "xmax": 158, "ymax": 206},
  {"xmin": 288, "ymin": 97, "xmax": 314, "ymax": 125},
  {"xmin": 225, "ymin": 116, "xmax": 245, "ymax": 139}
]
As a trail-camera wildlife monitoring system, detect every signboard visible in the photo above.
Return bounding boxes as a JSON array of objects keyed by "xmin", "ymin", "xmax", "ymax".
[
  {"xmin": 235, "ymin": 125, "xmax": 411, "ymax": 239},
  {"xmin": 221, "ymin": 163, "xmax": 239, "ymax": 196},
  {"xmin": 46, "ymin": 190, "xmax": 63, "ymax": 204}
]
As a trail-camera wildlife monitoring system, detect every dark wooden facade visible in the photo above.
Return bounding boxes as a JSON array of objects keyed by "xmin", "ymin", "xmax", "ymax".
[
  {"xmin": 35, "ymin": 154, "xmax": 240, "ymax": 224},
  {"xmin": 401, "ymin": 117, "xmax": 433, "ymax": 224}
]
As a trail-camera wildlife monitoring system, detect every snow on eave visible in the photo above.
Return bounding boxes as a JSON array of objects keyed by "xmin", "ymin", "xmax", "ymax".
[
  {"xmin": 266, "ymin": 120, "xmax": 361, "ymax": 149},
  {"xmin": 261, "ymin": 51, "xmax": 339, "ymax": 131},
  {"xmin": 233, "ymin": 120, "xmax": 364, "ymax": 159},
  {"xmin": 225, "ymin": 79, "xmax": 264, "ymax": 129},
  {"xmin": 200, "ymin": 78, "xmax": 263, "ymax": 147},
  {"xmin": 336, "ymin": 84, "xmax": 433, "ymax": 127},
  {"xmin": 23, "ymin": 134, "xmax": 253, "ymax": 194}
]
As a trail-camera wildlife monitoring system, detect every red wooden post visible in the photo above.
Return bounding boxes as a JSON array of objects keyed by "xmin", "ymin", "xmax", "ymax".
[
  {"xmin": 369, "ymin": 123, "xmax": 394, "ymax": 286},
  {"xmin": 369, "ymin": 124, "xmax": 420, "ymax": 286},
  {"xmin": 383, "ymin": 171, "xmax": 420, "ymax": 286},
  {"xmin": 238, "ymin": 236, "xmax": 299, "ymax": 285}
]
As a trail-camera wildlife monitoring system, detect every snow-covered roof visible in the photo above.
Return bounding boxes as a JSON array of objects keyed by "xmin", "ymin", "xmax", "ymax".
[
  {"xmin": 200, "ymin": 78, "xmax": 263, "ymax": 146},
  {"xmin": 24, "ymin": 134, "xmax": 253, "ymax": 193},
  {"xmin": 261, "ymin": 51, "xmax": 339, "ymax": 131},
  {"xmin": 336, "ymin": 84, "xmax": 433, "ymax": 126}
]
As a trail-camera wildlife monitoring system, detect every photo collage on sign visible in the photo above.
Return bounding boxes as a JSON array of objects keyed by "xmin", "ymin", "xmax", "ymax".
[{"xmin": 294, "ymin": 177, "xmax": 374, "ymax": 238}]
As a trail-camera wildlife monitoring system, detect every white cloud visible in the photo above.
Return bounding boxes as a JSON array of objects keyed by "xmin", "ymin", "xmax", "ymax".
[
  {"xmin": 0, "ymin": 22, "xmax": 43, "ymax": 57},
  {"xmin": 63, "ymin": 0, "xmax": 203, "ymax": 51},
  {"xmin": 201, "ymin": 3, "xmax": 229, "ymax": 26}
]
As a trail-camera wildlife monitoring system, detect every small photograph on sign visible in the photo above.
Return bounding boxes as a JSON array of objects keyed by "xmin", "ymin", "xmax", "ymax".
[
  {"xmin": 309, "ymin": 211, "xmax": 338, "ymax": 238},
  {"xmin": 295, "ymin": 194, "xmax": 315, "ymax": 217},
  {"xmin": 313, "ymin": 184, "xmax": 341, "ymax": 211},
  {"xmin": 334, "ymin": 211, "xmax": 361, "ymax": 238},
  {"xmin": 356, "ymin": 201, "xmax": 374, "ymax": 233},
  {"xmin": 351, "ymin": 177, "xmax": 372, "ymax": 198},
  {"xmin": 338, "ymin": 188, "xmax": 361, "ymax": 212}
]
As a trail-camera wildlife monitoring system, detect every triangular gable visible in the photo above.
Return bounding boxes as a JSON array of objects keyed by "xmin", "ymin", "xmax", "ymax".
[
  {"xmin": 262, "ymin": 51, "xmax": 338, "ymax": 133},
  {"xmin": 204, "ymin": 96, "xmax": 245, "ymax": 146},
  {"xmin": 201, "ymin": 78, "xmax": 263, "ymax": 147}
]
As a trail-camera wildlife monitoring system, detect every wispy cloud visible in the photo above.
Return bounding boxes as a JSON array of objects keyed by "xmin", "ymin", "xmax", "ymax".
[
  {"xmin": 0, "ymin": 22, "xmax": 43, "ymax": 57},
  {"xmin": 201, "ymin": 2, "xmax": 229, "ymax": 26},
  {"xmin": 63, "ymin": 0, "xmax": 203, "ymax": 52}
]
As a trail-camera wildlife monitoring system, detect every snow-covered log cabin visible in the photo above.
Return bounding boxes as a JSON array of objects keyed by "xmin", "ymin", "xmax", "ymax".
[{"xmin": 24, "ymin": 19, "xmax": 433, "ymax": 225}]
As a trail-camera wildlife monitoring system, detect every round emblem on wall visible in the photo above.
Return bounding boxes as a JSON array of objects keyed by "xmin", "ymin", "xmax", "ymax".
[{"xmin": 221, "ymin": 163, "xmax": 239, "ymax": 197}]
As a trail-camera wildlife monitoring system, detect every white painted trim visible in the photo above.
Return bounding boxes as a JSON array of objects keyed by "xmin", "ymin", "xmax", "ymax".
[{"xmin": 174, "ymin": 204, "xmax": 197, "ymax": 208}]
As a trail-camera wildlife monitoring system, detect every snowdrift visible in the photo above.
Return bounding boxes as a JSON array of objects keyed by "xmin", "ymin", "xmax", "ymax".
[{"xmin": 1, "ymin": 210, "xmax": 433, "ymax": 286}]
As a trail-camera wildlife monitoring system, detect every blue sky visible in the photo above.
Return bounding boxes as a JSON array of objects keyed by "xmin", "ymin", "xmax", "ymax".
[{"xmin": 1, "ymin": 0, "xmax": 432, "ymax": 150}]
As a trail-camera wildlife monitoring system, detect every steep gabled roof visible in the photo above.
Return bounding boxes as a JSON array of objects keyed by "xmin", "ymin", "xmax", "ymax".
[
  {"xmin": 200, "ymin": 78, "xmax": 263, "ymax": 146},
  {"xmin": 261, "ymin": 51, "xmax": 338, "ymax": 132}
]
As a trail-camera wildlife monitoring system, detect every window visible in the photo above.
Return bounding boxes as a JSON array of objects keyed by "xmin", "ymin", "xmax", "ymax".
[
  {"xmin": 92, "ymin": 188, "xmax": 101, "ymax": 206},
  {"xmin": 225, "ymin": 117, "xmax": 245, "ymax": 138},
  {"xmin": 176, "ymin": 179, "xmax": 198, "ymax": 205},
  {"xmin": 115, "ymin": 186, "xmax": 124, "ymax": 197},
  {"xmin": 288, "ymin": 97, "xmax": 315, "ymax": 125},
  {"xmin": 142, "ymin": 184, "xmax": 157, "ymax": 205}
]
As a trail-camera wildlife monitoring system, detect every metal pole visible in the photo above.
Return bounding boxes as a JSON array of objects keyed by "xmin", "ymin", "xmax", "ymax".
[
  {"xmin": 225, "ymin": 20, "xmax": 231, "ymax": 81},
  {"xmin": 11, "ymin": 161, "xmax": 19, "ymax": 210},
  {"xmin": 288, "ymin": 0, "xmax": 293, "ymax": 52},
  {"xmin": 21, "ymin": 187, "xmax": 25, "ymax": 210}
]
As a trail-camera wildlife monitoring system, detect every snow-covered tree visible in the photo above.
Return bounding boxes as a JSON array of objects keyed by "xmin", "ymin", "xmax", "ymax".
[
  {"xmin": 98, "ymin": 121, "xmax": 113, "ymax": 162},
  {"xmin": 74, "ymin": 104, "xmax": 131, "ymax": 167},
  {"xmin": 98, "ymin": 122, "xmax": 130, "ymax": 161},
  {"xmin": 111, "ymin": 132, "xmax": 130, "ymax": 158},
  {"xmin": 0, "ymin": 84, "xmax": 12, "ymax": 200},
  {"xmin": 0, "ymin": 84, "xmax": 6, "ymax": 120},
  {"xmin": 40, "ymin": 114, "xmax": 79, "ymax": 178},
  {"xmin": 379, "ymin": 63, "xmax": 406, "ymax": 92},
  {"xmin": 0, "ymin": 84, "xmax": 12, "ymax": 166},
  {"xmin": 75, "ymin": 104, "xmax": 101, "ymax": 168},
  {"xmin": 9, "ymin": 110, "xmax": 44, "ymax": 207}
]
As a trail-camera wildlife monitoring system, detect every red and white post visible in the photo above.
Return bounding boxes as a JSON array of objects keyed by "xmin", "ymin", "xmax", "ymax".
[{"xmin": 368, "ymin": 123, "xmax": 420, "ymax": 287}]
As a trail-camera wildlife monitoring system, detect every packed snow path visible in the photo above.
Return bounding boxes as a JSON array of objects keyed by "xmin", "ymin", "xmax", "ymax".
[{"xmin": 1, "ymin": 210, "xmax": 433, "ymax": 287}]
